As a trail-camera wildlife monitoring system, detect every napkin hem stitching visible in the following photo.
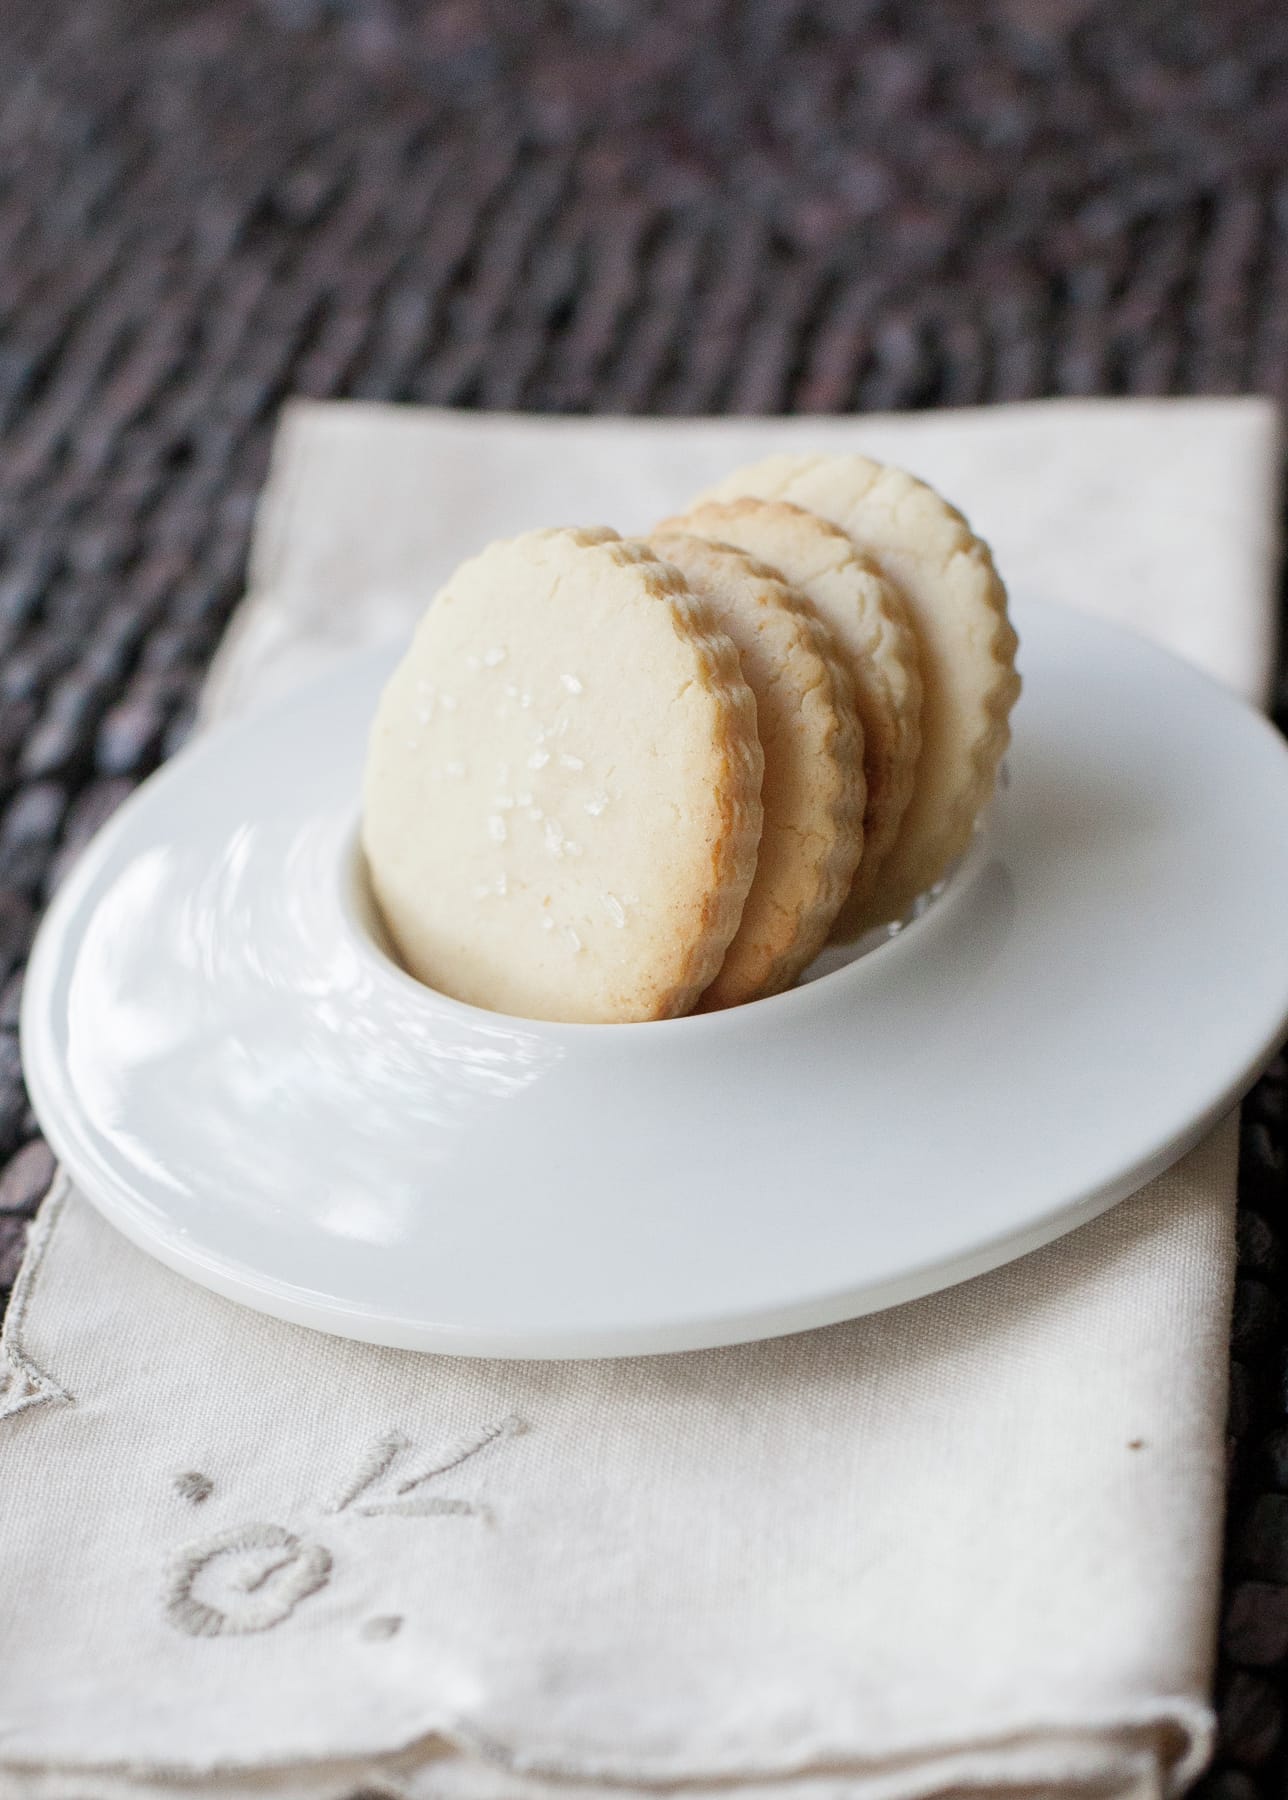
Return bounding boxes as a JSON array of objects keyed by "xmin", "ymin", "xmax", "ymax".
[
  {"xmin": 0, "ymin": 1699, "xmax": 1216, "ymax": 1797},
  {"xmin": 0, "ymin": 1172, "xmax": 72, "ymax": 1424},
  {"xmin": 439, "ymin": 1701, "xmax": 1214, "ymax": 1797}
]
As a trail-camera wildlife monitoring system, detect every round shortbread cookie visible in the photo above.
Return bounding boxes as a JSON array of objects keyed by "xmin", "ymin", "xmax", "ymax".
[
  {"xmin": 694, "ymin": 453, "xmax": 1021, "ymax": 925},
  {"xmin": 362, "ymin": 527, "xmax": 764, "ymax": 1024},
  {"xmin": 662, "ymin": 497, "xmax": 921, "ymax": 938},
  {"xmin": 649, "ymin": 530, "xmax": 866, "ymax": 1008}
]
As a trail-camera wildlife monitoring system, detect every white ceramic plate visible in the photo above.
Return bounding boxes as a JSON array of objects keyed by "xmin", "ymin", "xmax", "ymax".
[{"xmin": 21, "ymin": 600, "xmax": 1288, "ymax": 1357}]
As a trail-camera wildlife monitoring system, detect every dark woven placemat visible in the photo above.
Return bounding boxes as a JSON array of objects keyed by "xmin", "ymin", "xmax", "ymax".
[{"xmin": 1, "ymin": 1, "xmax": 1286, "ymax": 1790}]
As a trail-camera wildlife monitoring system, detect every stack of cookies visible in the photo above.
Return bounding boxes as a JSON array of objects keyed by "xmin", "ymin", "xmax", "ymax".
[{"xmin": 362, "ymin": 454, "xmax": 1021, "ymax": 1024}]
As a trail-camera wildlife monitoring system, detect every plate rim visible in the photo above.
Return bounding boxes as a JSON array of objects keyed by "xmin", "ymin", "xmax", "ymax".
[{"xmin": 21, "ymin": 599, "xmax": 1288, "ymax": 1356}]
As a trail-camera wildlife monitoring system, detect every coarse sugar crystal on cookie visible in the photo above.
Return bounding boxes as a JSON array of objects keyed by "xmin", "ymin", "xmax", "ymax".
[
  {"xmin": 693, "ymin": 453, "xmax": 1020, "ymax": 927},
  {"xmin": 662, "ymin": 496, "xmax": 921, "ymax": 940},
  {"xmin": 362, "ymin": 526, "xmax": 764, "ymax": 1024},
  {"xmin": 649, "ymin": 529, "xmax": 865, "ymax": 1007}
]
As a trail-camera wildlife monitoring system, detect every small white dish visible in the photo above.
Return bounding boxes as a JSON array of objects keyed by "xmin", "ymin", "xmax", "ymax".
[{"xmin": 21, "ymin": 600, "xmax": 1288, "ymax": 1357}]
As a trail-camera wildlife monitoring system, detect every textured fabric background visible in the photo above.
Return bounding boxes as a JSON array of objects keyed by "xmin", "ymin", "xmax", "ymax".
[{"xmin": 0, "ymin": 4, "xmax": 1287, "ymax": 1793}]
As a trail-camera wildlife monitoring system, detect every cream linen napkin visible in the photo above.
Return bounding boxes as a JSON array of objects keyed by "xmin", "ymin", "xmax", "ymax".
[{"xmin": 0, "ymin": 397, "xmax": 1280, "ymax": 1800}]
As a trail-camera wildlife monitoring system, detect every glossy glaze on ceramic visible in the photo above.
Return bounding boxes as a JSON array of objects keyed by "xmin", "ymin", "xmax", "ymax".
[{"xmin": 22, "ymin": 601, "xmax": 1288, "ymax": 1355}]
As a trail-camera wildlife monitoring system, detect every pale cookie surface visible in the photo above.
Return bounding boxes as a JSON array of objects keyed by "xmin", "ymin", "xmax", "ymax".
[
  {"xmin": 695, "ymin": 453, "xmax": 1020, "ymax": 925},
  {"xmin": 663, "ymin": 497, "xmax": 921, "ymax": 938},
  {"xmin": 650, "ymin": 531, "xmax": 866, "ymax": 1007},
  {"xmin": 362, "ymin": 527, "xmax": 763, "ymax": 1024}
]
